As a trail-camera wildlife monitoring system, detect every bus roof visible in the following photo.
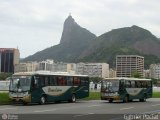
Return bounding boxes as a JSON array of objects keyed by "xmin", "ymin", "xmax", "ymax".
[
  {"xmin": 103, "ymin": 77, "xmax": 151, "ymax": 81},
  {"xmin": 13, "ymin": 71, "xmax": 88, "ymax": 77}
]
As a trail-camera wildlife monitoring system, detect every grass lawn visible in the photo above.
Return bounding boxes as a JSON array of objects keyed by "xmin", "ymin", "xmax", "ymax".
[
  {"xmin": 84, "ymin": 92, "xmax": 100, "ymax": 100},
  {"xmin": 0, "ymin": 92, "xmax": 11, "ymax": 105},
  {"xmin": 153, "ymin": 92, "xmax": 160, "ymax": 98}
]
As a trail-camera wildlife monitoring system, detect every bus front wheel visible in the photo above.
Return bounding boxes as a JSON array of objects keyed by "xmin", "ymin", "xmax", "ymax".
[
  {"xmin": 23, "ymin": 102, "xmax": 28, "ymax": 105},
  {"xmin": 123, "ymin": 96, "xmax": 129, "ymax": 103},
  {"xmin": 109, "ymin": 99, "xmax": 113, "ymax": 103},
  {"xmin": 40, "ymin": 95, "xmax": 46, "ymax": 105}
]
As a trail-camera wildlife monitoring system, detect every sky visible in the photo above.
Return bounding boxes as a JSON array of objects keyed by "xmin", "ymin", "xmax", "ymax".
[{"xmin": 0, "ymin": 0, "xmax": 160, "ymax": 58}]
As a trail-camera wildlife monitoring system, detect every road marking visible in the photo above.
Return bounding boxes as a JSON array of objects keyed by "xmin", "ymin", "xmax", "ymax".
[
  {"xmin": 73, "ymin": 113, "xmax": 94, "ymax": 117},
  {"xmin": 151, "ymin": 104, "xmax": 160, "ymax": 107},
  {"xmin": 88, "ymin": 105, "xmax": 101, "ymax": 107},
  {"xmin": 120, "ymin": 107, "xmax": 134, "ymax": 110},
  {"xmin": 34, "ymin": 109, "xmax": 57, "ymax": 113},
  {"xmin": 143, "ymin": 109, "xmax": 160, "ymax": 114},
  {"xmin": 0, "ymin": 108, "xmax": 17, "ymax": 111}
]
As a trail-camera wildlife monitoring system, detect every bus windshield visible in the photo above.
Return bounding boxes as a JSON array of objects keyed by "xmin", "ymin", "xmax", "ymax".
[
  {"xmin": 10, "ymin": 76, "xmax": 31, "ymax": 92},
  {"xmin": 102, "ymin": 80, "xmax": 119, "ymax": 92}
]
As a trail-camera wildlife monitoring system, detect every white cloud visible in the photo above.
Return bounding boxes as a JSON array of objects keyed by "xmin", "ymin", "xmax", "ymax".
[{"xmin": 0, "ymin": 0, "xmax": 160, "ymax": 58}]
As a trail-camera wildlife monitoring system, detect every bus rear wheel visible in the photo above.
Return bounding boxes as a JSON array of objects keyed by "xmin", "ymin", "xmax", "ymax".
[
  {"xmin": 69, "ymin": 94, "xmax": 76, "ymax": 103},
  {"xmin": 109, "ymin": 99, "xmax": 113, "ymax": 103},
  {"xmin": 139, "ymin": 95, "xmax": 146, "ymax": 102},
  {"xmin": 40, "ymin": 96, "xmax": 46, "ymax": 105}
]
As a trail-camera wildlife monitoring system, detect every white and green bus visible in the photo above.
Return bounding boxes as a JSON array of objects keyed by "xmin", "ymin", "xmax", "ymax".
[
  {"xmin": 9, "ymin": 71, "xmax": 89, "ymax": 105},
  {"xmin": 101, "ymin": 78, "xmax": 152, "ymax": 103}
]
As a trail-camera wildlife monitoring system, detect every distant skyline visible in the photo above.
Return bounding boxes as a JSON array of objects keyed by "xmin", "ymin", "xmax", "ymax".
[{"xmin": 0, "ymin": 0, "xmax": 160, "ymax": 58}]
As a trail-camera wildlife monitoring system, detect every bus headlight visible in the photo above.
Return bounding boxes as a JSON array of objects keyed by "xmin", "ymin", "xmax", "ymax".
[
  {"xmin": 114, "ymin": 92, "xmax": 118, "ymax": 95},
  {"xmin": 23, "ymin": 92, "xmax": 28, "ymax": 96}
]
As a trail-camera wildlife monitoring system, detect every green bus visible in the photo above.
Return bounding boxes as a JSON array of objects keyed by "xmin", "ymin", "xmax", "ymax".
[
  {"xmin": 101, "ymin": 78, "xmax": 152, "ymax": 103},
  {"xmin": 9, "ymin": 71, "xmax": 89, "ymax": 105}
]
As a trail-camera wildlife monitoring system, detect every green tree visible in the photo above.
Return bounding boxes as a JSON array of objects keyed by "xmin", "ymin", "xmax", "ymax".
[
  {"xmin": 131, "ymin": 71, "xmax": 141, "ymax": 78},
  {"xmin": 151, "ymin": 78, "xmax": 158, "ymax": 85},
  {"xmin": 152, "ymin": 78, "xmax": 160, "ymax": 86},
  {"xmin": 0, "ymin": 73, "xmax": 12, "ymax": 80}
]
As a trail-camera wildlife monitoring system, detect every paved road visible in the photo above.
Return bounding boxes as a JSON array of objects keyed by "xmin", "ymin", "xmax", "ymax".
[{"xmin": 0, "ymin": 98, "xmax": 160, "ymax": 120}]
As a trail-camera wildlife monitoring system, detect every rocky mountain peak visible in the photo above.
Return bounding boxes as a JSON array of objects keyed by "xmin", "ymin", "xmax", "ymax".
[
  {"xmin": 65, "ymin": 15, "xmax": 75, "ymax": 25},
  {"xmin": 60, "ymin": 15, "xmax": 78, "ymax": 44}
]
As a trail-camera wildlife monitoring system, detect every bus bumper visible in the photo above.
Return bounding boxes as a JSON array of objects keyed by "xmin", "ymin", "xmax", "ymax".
[
  {"xmin": 101, "ymin": 95, "xmax": 121, "ymax": 101},
  {"xmin": 9, "ymin": 94, "xmax": 31, "ymax": 103}
]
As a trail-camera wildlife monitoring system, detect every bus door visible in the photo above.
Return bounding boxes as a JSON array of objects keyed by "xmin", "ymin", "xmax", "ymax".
[{"xmin": 31, "ymin": 76, "xmax": 42, "ymax": 103}]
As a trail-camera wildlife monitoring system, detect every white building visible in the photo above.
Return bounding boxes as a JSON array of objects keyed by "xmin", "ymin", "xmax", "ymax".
[
  {"xmin": 76, "ymin": 63, "xmax": 109, "ymax": 78},
  {"xmin": 143, "ymin": 69, "xmax": 150, "ymax": 78},
  {"xmin": 89, "ymin": 81, "xmax": 101, "ymax": 90},
  {"xmin": 53, "ymin": 62, "xmax": 67, "ymax": 72},
  {"xmin": 67, "ymin": 63, "xmax": 77, "ymax": 74},
  {"xmin": 109, "ymin": 68, "xmax": 117, "ymax": 78},
  {"xmin": 15, "ymin": 61, "xmax": 109, "ymax": 78},
  {"xmin": 14, "ymin": 62, "xmax": 38, "ymax": 73},
  {"xmin": 37, "ymin": 59, "xmax": 54, "ymax": 71},
  {"xmin": 15, "ymin": 60, "xmax": 68, "ymax": 73},
  {"xmin": 150, "ymin": 64, "xmax": 160, "ymax": 79},
  {"xmin": 14, "ymin": 63, "xmax": 27, "ymax": 72}
]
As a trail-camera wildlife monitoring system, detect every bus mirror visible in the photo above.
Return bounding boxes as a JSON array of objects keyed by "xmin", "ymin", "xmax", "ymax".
[
  {"xmin": 16, "ymin": 79, "xmax": 20, "ymax": 88},
  {"xmin": 34, "ymin": 80, "xmax": 37, "ymax": 85}
]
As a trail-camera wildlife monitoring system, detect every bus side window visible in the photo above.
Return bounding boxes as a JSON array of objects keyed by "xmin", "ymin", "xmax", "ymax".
[
  {"xmin": 33, "ymin": 76, "xmax": 38, "ymax": 88},
  {"xmin": 135, "ymin": 81, "xmax": 140, "ymax": 88},
  {"xmin": 57, "ymin": 77, "xmax": 66, "ymax": 86},
  {"xmin": 50, "ymin": 76, "xmax": 57, "ymax": 86},
  {"xmin": 81, "ymin": 77, "xmax": 86, "ymax": 86},
  {"xmin": 81, "ymin": 77, "xmax": 89, "ymax": 86},
  {"xmin": 131, "ymin": 81, "xmax": 135, "ymax": 88},
  {"xmin": 147, "ymin": 81, "xmax": 151, "ymax": 87},
  {"xmin": 73, "ymin": 77, "xmax": 80, "ymax": 86},
  {"xmin": 125, "ymin": 81, "xmax": 131, "ymax": 88},
  {"xmin": 34, "ymin": 76, "xmax": 41, "ymax": 88},
  {"xmin": 44, "ymin": 77, "xmax": 49, "ymax": 86},
  {"xmin": 66, "ymin": 77, "xmax": 73, "ymax": 86},
  {"xmin": 39, "ymin": 76, "xmax": 45, "ymax": 87},
  {"xmin": 144, "ymin": 81, "xmax": 147, "ymax": 88},
  {"xmin": 141, "ymin": 81, "xmax": 147, "ymax": 88},
  {"xmin": 47, "ymin": 77, "xmax": 50, "ymax": 85}
]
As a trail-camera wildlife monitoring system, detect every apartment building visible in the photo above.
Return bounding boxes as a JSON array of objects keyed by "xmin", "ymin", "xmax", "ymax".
[
  {"xmin": 76, "ymin": 63, "xmax": 109, "ymax": 78},
  {"xmin": 116, "ymin": 55, "xmax": 144, "ymax": 77},
  {"xmin": 150, "ymin": 64, "xmax": 160, "ymax": 79},
  {"xmin": 14, "ymin": 62, "xmax": 38, "ymax": 73}
]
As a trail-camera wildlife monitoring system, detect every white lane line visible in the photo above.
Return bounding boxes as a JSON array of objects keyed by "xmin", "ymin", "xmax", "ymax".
[
  {"xmin": 151, "ymin": 104, "xmax": 160, "ymax": 107},
  {"xmin": 120, "ymin": 107, "xmax": 134, "ymax": 110},
  {"xmin": 88, "ymin": 105, "xmax": 101, "ymax": 107},
  {"xmin": 0, "ymin": 108, "xmax": 17, "ymax": 111},
  {"xmin": 34, "ymin": 109, "xmax": 57, "ymax": 113},
  {"xmin": 73, "ymin": 113, "xmax": 94, "ymax": 117}
]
